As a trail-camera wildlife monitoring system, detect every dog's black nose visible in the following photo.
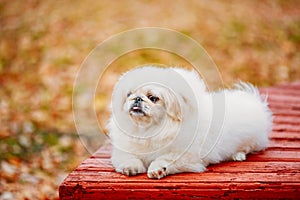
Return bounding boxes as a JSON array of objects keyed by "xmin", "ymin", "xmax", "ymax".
[{"xmin": 134, "ymin": 97, "xmax": 143, "ymax": 103}]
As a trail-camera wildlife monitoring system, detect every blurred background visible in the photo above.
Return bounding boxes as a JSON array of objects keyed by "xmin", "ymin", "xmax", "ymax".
[{"xmin": 0, "ymin": 0, "xmax": 299, "ymax": 199}]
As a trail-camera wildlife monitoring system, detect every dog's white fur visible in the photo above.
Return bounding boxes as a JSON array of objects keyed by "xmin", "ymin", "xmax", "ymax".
[{"xmin": 108, "ymin": 66, "xmax": 272, "ymax": 179}]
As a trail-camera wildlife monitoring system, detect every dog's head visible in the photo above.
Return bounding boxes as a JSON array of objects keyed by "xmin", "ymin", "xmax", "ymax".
[{"xmin": 123, "ymin": 84, "xmax": 181, "ymax": 127}]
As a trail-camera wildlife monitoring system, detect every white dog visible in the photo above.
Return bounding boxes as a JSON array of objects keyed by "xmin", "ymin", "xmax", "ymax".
[{"xmin": 108, "ymin": 66, "xmax": 272, "ymax": 179}]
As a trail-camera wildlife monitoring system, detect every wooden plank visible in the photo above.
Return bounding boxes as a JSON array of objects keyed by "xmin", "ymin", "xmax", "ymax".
[
  {"xmin": 269, "ymin": 139, "xmax": 300, "ymax": 149},
  {"xmin": 64, "ymin": 171, "xmax": 300, "ymax": 183},
  {"xmin": 260, "ymin": 88, "xmax": 300, "ymax": 96},
  {"xmin": 247, "ymin": 150, "xmax": 300, "ymax": 162},
  {"xmin": 207, "ymin": 161, "xmax": 300, "ymax": 173},
  {"xmin": 59, "ymin": 186, "xmax": 300, "ymax": 200},
  {"xmin": 272, "ymin": 83, "xmax": 300, "ymax": 90},
  {"xmin": 272, "ymin": 109, "xmax": 300, "ymax": 117},
  {"xmin": 267, "ymin": 94, "xmax": 300, "ymax": 103},
  {"xmin": 60, "ymin": 181, "xmax": 300, "ymax": 191},
  {"xmin": 272, "ymin": 124, "xmax": 300, "ymax": 132},
  {"xmin": 269, "ymin": 102, "xmax": 300, "ymax": 110},
  {"xmin": 76, "ymin": 158, "xmax": 114, "ymax": 172},
  {"xmin": 270, "ymin": 131, "xmax": 300, "ymax": 139},
  {"xmin": 273, "ymin": 115, "xmax": 300, "ymax": 125}
]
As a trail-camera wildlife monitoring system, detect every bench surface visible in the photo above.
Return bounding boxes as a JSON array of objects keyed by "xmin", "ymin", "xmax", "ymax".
[{"xmin": 59, "ymin": 82, "xmax": 300, "ymax": 199}]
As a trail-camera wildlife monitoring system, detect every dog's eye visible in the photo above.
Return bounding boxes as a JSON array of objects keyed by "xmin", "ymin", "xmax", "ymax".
[
  {"xmin": 148, "ymin": 95, "xmax": 159, "ymax": 103},
  {"xmin": 127, "ymin": 92, "xmax": 132, "ymax": 97}
]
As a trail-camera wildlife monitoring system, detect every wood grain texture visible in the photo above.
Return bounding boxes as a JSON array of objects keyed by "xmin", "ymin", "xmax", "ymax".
[{"xmin": 59, "ymin": 82, "xmax": 300, "ymax": 199}]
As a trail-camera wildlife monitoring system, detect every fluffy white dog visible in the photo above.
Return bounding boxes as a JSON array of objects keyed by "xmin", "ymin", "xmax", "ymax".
[{"xmin": 108, "ymin": 66, "xmax": 272, "ymax": 179}]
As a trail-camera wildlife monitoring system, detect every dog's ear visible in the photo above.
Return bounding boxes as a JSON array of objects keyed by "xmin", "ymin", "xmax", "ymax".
[{"xmin": 163, "ymin": 92, "xmax": 182, "ymax": 122}]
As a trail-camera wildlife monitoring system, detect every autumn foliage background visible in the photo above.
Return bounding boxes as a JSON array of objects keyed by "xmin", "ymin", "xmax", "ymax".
[{"xmin": 1, "ymin": 0, "xmax": 300, "ymax": 199}]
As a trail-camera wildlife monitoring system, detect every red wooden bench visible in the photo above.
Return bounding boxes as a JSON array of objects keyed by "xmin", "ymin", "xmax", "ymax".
[{"xmin": 59, "ymin": 82, "xmax": 300, "ymax": 199}]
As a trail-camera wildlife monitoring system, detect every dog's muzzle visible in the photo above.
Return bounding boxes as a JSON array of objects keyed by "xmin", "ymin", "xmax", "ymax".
[{"xmin": 130, "ymin": 97, "xmax": 145, "ymax": 115}]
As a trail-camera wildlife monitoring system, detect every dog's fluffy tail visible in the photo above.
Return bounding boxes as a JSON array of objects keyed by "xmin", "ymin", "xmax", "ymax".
[
  {"xmin": 234, "ymin": 82, "xmax": 259, "ymax": 96},
  {"xmin": 234, "ymin": 81, "xmax": 273, "ymax": 135},
  {"xmin": 234, "ymin": 82, "xmax": 269, "ymax": 103}
]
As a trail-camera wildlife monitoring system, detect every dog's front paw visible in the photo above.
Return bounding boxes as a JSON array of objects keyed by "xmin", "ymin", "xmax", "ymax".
[
  {"xmin": 147, "ymin": 160, "xmax": 170, "ymax": 179},
  {"xmin": 116, "ymin": 159, "xmax": 146, "ymax": 176},
  {"xmin": 147, "ymin": 167, "xmax": 168, "ymax": 179}
]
